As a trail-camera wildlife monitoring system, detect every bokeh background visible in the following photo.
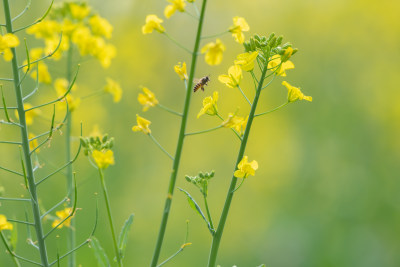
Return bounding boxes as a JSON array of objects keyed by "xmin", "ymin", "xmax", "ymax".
[{"xmin": 1, "ymin": 0, "xmax": 400, "ymax": 266}]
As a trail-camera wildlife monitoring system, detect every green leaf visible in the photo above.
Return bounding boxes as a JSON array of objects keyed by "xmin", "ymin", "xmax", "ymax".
[
  {"xmin": 117, "ymin": 213, "xmax": 134, "ymax": 260},
  {"xmin": 178, "ymin": 188, "xmax": 214, "ymax": 235},
  {"xmin": 90, "ymin": 236, "xmax": 110, "ymax": 267}
]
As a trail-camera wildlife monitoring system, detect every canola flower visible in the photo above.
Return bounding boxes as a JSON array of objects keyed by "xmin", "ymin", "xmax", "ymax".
[
  {"xmin": 15, "ymin": 103, "xmax": 41, "ymax": 126},
  {"xmin": 0, "ymin": 33, "xmax": 19, "ymax": 61},
  {"xmin": 0, "ymin": 214, "xmax": 13, "ymax": 231},
  {"xmin": 234, "ymin": 51, "xmax": 259, "ymax": 72},
  {"xmin": 89, "ymin": 15, "xmax": 113, "ymax": 39},
  {"xmin": 282, "ymin": 81, "xmax": 312, "ymax": 102},
  {"xmin": 218, "ymin": 65, "xmax": 242, "ymax": 88},
  {"xmin": 281, "ymin": 47, "xmax": 294, "ymax": 62},
  {"xmin": 142, "ymin": 15, "xmax": 165, "ymax": 34},
  {"xmin": 267, "ymin": 55, "xmax": 295, "ymax": 77},
  {"xmin": 234, "ymin": 156, "xmax": 258, "ymax": 178},
  {"xmin": 52, "ymin": 208, "xmax": 74, "ymax": 229},
  {"xmin": 201, "ymin": 39, "xmax": 225, "ymax": 65},
  {"xmin": 69, "ymin": 2, "xmax": 91, "ymax": 20},
  {"xmin": 92, "ymin": 149, "xmax": 115, "ymax": 169},
  {"xmin": 138, "ymin": 87, "xmax": 158, "ymax": 111},
  {"xmin": 222, "ymin": 113, "xmax": 248, "ymax": 136},
  {"xmin": 174, "ymin": 62, "xmax": 188, "ymax": 80},
  {"xmin": 104, "ymin": 78, "xmax": 122, "ymax": 103},
  {"xmin": 132, "ymin": 114, "xmax": 152, "ymax": 134},
  {"xmin": 197, "ymin": 91, "xmax": 219, "ymax": 118},
  {"xmin": 164, "ymin": 0, "xmax": 186, "ymax": 19},
  {"xmin": 229, "ymin": 17, "xmax": 250, "ymax": 44}
]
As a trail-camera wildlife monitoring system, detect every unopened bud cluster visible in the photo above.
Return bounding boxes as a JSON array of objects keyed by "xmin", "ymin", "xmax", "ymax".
[
  {"xmin": 80, "ymin": 134, "xmax": 114, "ymax": 156},
  {"xmin": 185, "ymin": 170, "xmax": 215, "ymax": 197}
]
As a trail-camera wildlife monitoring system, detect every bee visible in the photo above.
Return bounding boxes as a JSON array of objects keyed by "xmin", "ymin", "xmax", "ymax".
[{"xmin": 193, "ymin": 76, "xmax": 210, "ymax": 93}]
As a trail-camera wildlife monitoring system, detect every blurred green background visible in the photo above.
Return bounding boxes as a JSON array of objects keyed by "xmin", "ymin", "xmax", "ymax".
[{"xmin": 1, "ymin": 0, "xmax": 400, "ymax": 266}]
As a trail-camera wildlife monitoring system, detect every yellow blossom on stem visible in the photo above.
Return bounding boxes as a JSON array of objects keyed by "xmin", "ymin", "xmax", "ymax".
[
  {"xmin": 197, "ymin": 91, "xmax": 219, "ymax": 118},
  {"xmin": 69, "ymin": 3, "xmax": 91, "ymax": 20},
  {"xmin": 267, "ymin": 55, "xmax": 294, "ymax": 77},
  {"xmin": 15, "ymin": 103, "xmax": 41, "ymax": 126},
  {"xmin": 222, "ymin": 113, "xmax": 248, "ymax": 136},
  {"xmin": 89, "ymin": 15, "xmax": 113, "ymax": 39},
  {"xmin": 104, "ymin": 78, "xmax": 122, "ymax": 103},
  {"xmin": 138, "ymin": 87, "xmax": 158, "ymax": 111},
  {"xmin": 92, "ymin": 149, "xmax": 115, "ymax": 169},
  {"xmin": 26, "ymin": 20, "xmax": 60, "ymax": 40},
  {"xmin": 0, "ymin": 33, "xmax": 19, "ymax": 61},
  {"xmin": 0, "ymin": 214, "xmax": 13, "ymax": 231},
  {"xmin": 52, "ymin": 208, "xmax": 74, "ymax": 229},
  {"xmin": 132, "ymin": 114, "xmax": 151, "ymax": 134},
  {"xmin": 174, "ymin": 62, "xmax": 188, "ymax": 80},
  {"xmin": 201, "ymin": 39, "xmax": 225, "ymax": 66},
  {"xmin": 234, "ymin": 51, "xmax": 258, "ymax": 72},
  {"xmin": 218, "ymin": 65, "xmax": 242, "ymax": 88},
  {"xmin": 142, "ymin": 15, "xmax": 165, "ymax": 34},
  {"xmin": 71, "ymin": 26, "xmax": 93, "ymax": 56},
  {"xmin": 229, "ymin": 17, "xmax": 250, "ymax": 44},
  {"xmin": 164, "ymin": 0, "xmax": 186, "ymax": 18},
  {"xmin": 54, "ymin": 78, "xmax": 80, "ymax": 112},
  {"xmin": 282, "ymin": 81, "xmax": 312, "ymax": 102},
  {"xmin": 281, "ymin": 47, "xmax": 294, "ymax": 62},
  {"xmin": 234, "ymin": 156, "xmax": 258, "ymax": 178},
  {"xmin": 29, "ymin": 133, "xmax": 39, "ymax": 153}
]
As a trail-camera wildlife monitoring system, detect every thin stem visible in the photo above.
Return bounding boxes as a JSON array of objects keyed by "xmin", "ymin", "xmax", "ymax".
[
  {"xmin": 237, "ymin": 85, "xmax": 251, "ymax": 105},
  {"xmin": 216, "ymin": 113, "xmax": 242, "ymax": 141},
  {"xmin": 0, "ymin": 197, "xmax": 31, "ymax": 201},
  {"xmin": 150, "ymin": 1, "xmax": 208, "ymax": 266},
  {"xmin": 185, "ymin": 125, "xmax": 222, "ymax": 136},
  {"xmin": 207, "ymin": 65, "xmax": 269, "ymax": 267},
  {"xmin": 231, "ymin": 178, "xmax": 245, "ymax": 193},
  {"xmin": 162, "ymin": 32, "xmax": 192, "ymax": 54},
  {"xmin": 201, "ymin": 30, "xmax": 230, "ymax": 39},
  {"xmin": 157, "ymin": 103, "xmax": 182, "ymax": 116},
  {"xmin": 250, "ymin": 70, "xmax": 259, "ymax": 89},
  {"xmin": 148, "ymin": 134, "xmax": 174, "ymax": 160},
  {"xmin": 1, "ymin": 231, "xmax": 22, "ymax": 267},
  {"xmin": 255, "ymin": 102, "xmax": 288, "ymax": 117},
  {"xmin": 98, "ymin": 169, "xmax": 122, "ymax": 267},
  {"xmin": 80, "ymin": 89, "xmax": 105, "ymax": 100},
  {"xmin": 204, "ymin": 196, "xmax": 214, "ymax": 231},
  {"xmin": 184, "ymin": 10, "xmax": 199, "ymax": 20},
  {"xmin": 3, "ymin": 0, "xmax": 49, "ymax": 265}
]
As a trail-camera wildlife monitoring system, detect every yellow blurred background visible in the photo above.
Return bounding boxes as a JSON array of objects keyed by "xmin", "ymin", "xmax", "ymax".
[{"xmin": 1, "ymin": 0, "xmax": 400, "ymax": 266}]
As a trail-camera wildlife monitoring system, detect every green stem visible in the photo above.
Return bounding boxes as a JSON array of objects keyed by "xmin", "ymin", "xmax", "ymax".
[
  {"xmin": 80, "ymin": 89, "xmax": 105, "ymax": 100},
  {"xmin": 150, "ymin": 1, "xmax": 208, "ymax": 266},
  {"xmin": 185, "ymin": 125, "xmax": 222, "ymax": 136},
  {"xmin": 157, "ymin": 103, "xmax": 182, "ymax": 116},
  {"xmin": 237, "ymin": 85, "xmax": 251, "ymax": 105},
  {"xmin": 201, "ymin": 30, "xmax": 230, "ymax": 39},
  {"xmin": 162, "ymin": 32, "xmax": 192, "ymax": 54},
  {"xmin": 148, "ymin": 134, "xmax": 174, "ymax": 160},
  {"xmin": 99, "ymin": 168, "xmax": 122, "ymax": 267},
  {"xmin": 255, "ymin": 102, "xmax": 288, "ymax": 117},
  {"xmin": 3, "ymin": 0, "xmax": 49, "ymax": 265},
  {"xmin": 0, "ymin": 231, "xmax": 21, "ymax": 267},
  {"xmin": 207, "ymin": 65, "xmax": 268, "ymax": 267},
  {"xmin": 204, "ymin": 196, "xmax": 214, "ymax": 231}
]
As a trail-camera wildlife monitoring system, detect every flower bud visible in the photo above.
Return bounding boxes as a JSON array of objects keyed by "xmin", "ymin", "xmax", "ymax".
[{"xmin": 276, "ymin": 36, "xmax": 283, "ymax": 46}]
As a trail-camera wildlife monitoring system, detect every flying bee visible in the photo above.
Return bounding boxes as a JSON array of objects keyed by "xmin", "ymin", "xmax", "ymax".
[{"xmin": 193, "ymin": 76, "xmax": 210, "ymax": 93}]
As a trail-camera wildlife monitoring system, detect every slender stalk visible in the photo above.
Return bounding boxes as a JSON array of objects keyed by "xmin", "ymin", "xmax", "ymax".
[
  {"xmin": 3, "ymin": 0, "xmax": 49, "ymax": 265},
  {"xmin": 255, "ymin": 102, "xmax": 288, "ymax": 117},
  {"xmin": 150, "ymin": 1, "xmax": 208, "ymax": 265},
  {"xmin": 99, "ymin": 169, "xmax": 122, "ymax": 267},
  {"xmin": 237, "ymin": 85, "xmax": 251, "ymax": 105},
  {"xmin": 162, "ymin": 32, "xmax": 192, "ymax": 54},
  {"xmin": 148, "ymin": 134, "xmax": 174, "ymax": 160},
  {"xmin": 207, "ymin": 65, "xmax": 268, "ymax": 267},
  {"xmin": 157, "ymin": 103, "xmax": 182, "ymax": 116},
  {"xmin": 185, "ymin": 125, "xmax": 222, "ymax": 136},
  {"xmin": 204, "ymin": 196, "xmax": 214, "ymax": 231},
  {"xmin": 1, "ymin": 231, "xmax": 21, "ymax": 267}
]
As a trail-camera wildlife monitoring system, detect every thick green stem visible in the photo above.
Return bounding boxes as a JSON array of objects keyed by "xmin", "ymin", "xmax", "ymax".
[
  {"xmin": 150, "ymin": 0, "xmax": 208, "ymax": 266},
  {"xmin": 99, "ymin": 169, "xmax": 122, "ymax": 267},
  {"xmin": 3, "ymin": 0, "xmax": 49, "ymax": 266},
  {"xmin": 207, "ymin": 65, "xmax": 268, "ymax": 267}
]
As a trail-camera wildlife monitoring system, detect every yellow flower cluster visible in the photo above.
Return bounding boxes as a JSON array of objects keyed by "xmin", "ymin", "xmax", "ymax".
[
  {"xmin": 0, "ymin": 214, "xmax": 13, "ymax": 231},
  {"xmin": 267, "ymin": 55, "xmax": 295, "ymax": 77},
  {"xmin": 197, "ymin": 91, "xmax": 219, "ymax": 118},
  {"xmin": 92, "ymin": 149, "xmax": 115, "ymax": 169},
  {"xmin": 229, "ymin": 17, "xmax": 250, "ymax": 44},
  {"xmin": 234, "ymin": 156, "xmax": 258, "ymax": 179},
  {"xmin": 222, "ymin": 113, "xmax": 248, "ymax": 136},
  {"xmin": 52, "ymin": 208, "xmax": 74, "ymax": 229},
  {"xmin": 0, "ymin": 33, "xmax": 19, "ymax": 61}
]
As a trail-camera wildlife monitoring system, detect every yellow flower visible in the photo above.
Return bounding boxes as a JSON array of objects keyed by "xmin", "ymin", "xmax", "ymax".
[
  {"xmin": 234, "ymin": 51, "xmax": 258, "ymax": 72},
  {"xmin": 0, "ymin": 214, "xmax": 13, "ymax": 231},
  {"xmin": 92, "ymin": 149, "xmax": 115, "ymax": 169},
  {"xmin": 174, "ymin": 62, "xmax": 188, "ymax": 80},
  {"xmin": 197, "ymin": 91, "xmax": 218, "ymax": 118},
  {"xmin": 164, "ymin": 0, "xmax": 186, "ymax": 19},
  {"xmin": 26, "ymin": 20, "xmax": 60, "ymax": 40},
  {"xmin": 234, "ymin": 156, "xmax": 258, "ymax": 179},
  {"xmin": 71, "ymin": 26, "xmax": 93, "ymax": 56},
  {"xmin": 201, "ymin": 39, "xmax": 225, "ymax": 65},
  {"xmin": 104, "ymin": 78, "xmax": 122, "ymax": 103},
  {"xmin": 29, "ymin": 133, "xmax": 40, "ymax": 153},
  {"xmin": 89, "ymin": 15, "xmax": 113, "ymax": 39},
  {"xmin": 267, "ymin": 55, "xmax": 294, "ymax": 77},
  {"xmin": 138, "ymin": 87, "xmax": 158, "ymax": 111},
  {"xmin": 229, "ymin": 17, "xmax": 250, "ymax": 44},
  {"xmin": 218, "ymin": 65, "xmax": 242, "ymax": 88},
  {"xmin": 142, "ymin": 15, "xmax": 165, "ymax": 34},
  {"xmin": 69, "ymin": 3, "xmax": 91, "ymax": 20},
  {"xmin": 15, "ymin": 104, "xmax": 41, "ymax": 125},
  {"xmin": 222, "ymin": 113, "xmax": 248, "ymax": 136},
  {"xmin": 93, "ymin": 41, "xmax": 116, "ymax": 68},
  {"xmin": 281, "ymin": 47, "xmax": 294, "ymax": 62},
  {"xmin": 23, "ymin": 48, "xmax": 53, "ymax": 83},
  {"xmin": 52, "ymin": 208, "xmax": 74, "ymax": 229},
  {"xmin": 132, "ymin": 114, "xmax": 151, "ymax": 134},
  {"xmin": 0, "ymin": 33, "xmax": 19, "ymax": 61},
  {"xmin": 282, "ymin": 81, "xmax": 312, "ymax": 102}
]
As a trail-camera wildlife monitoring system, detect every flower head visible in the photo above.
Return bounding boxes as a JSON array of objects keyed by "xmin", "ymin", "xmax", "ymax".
[
  {"xmin": 52, "ymin": 208, "xmax": 74, "ymax": 229},
  {"xmin": 218, "ymin": 65, "xmax": 242, "ymax": 88},
  {"xmin": 89, "ymin": 15, "xmax": 113, "ymax": 39},
  {"xmin": 197, "ymin": 91, "xmax": 219, "ymax": 118},
  {"xmin": 234, "ymin": 156, "xmax": 258, "ymax": 178},
  {"xmin": 138, "ymin": 87, "xmax": 158, "ymax": 111},
  {"xmin": 222, "ymin": 113, "xmax": 248, "ymax": 136},
  {"xmin": 104, "ymin": 78, "xmax": 122, "ymax": 103},
  {"xmin": 0, "ymin": 33, "xmax": 20, "ymax": 61},
  {"xmin": 234, "ymin": 51, "xmax": 258, "ymax": 72},
  {"xmin": 267, "ymin": 55, "xmax": 294, "ymax": 77},
  {"xmin": 69, "ymin": 3, "xmax": 91, "ymax": 20},
  {"xmin": 164, "ymin": 0, "xmax": 186, "ymax": 19},
  {"xmin": 132, "ymin": 114, "xmax": 151, "ymax": 134},
  {"xmin": 229, "ymin": 17, "xmax": 250, "ymax": 44},
  {"xmin": 201, "ymin": 39, "xmax": 225, "ymax": 65},
  {"xmin": 0, "ymin": 214, "xmax": 13, "ymax": 231},
  {"xmin": 142, "ymin": 15, "xmax": 165, "ymax": 34},
  {"xmin": 174, "ymin": 62, "xmax": 188, "ymax": 80},
  {"xmin": 282, "ymin": 81, "xmax": 312, "ymax": 102},
  {"xmin": 92, "ymin": 149, "xmax": 115, "ymax": 169}
]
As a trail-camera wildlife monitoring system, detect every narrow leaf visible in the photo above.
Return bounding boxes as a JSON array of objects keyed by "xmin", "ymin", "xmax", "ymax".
[
  {"xmin": 90, "ymin": 236, "xmax": 110, "ymax": 267},
  {"xmin": 117, "ymin": 214, "xmax": 134, "ymax": 259}
]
